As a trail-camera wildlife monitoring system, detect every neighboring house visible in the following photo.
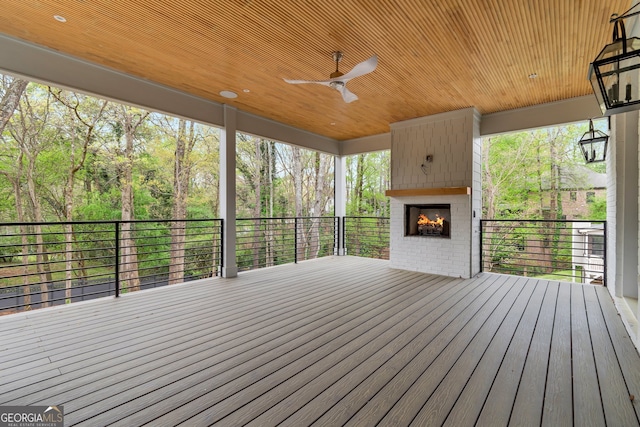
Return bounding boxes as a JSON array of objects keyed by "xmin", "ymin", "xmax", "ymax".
[
  {"xmin": 572, "ymin": 222, "xmax": 605, "ymax": 285},
  {"xmin": 557, "ymin": 165, "xmax": 606, "ymax": 220}
]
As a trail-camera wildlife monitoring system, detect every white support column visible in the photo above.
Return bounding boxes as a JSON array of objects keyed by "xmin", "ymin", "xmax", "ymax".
[
  {"xmin": 612, "ymin": 112, "xmax": 639, "ymax": 299},
  {"xmin": 334, "ymin": 155, "xmax": 347, "ymax": 255},
  {"xmin": 220, "ymin": 105, "xmax": 238, "ymax": 277}
]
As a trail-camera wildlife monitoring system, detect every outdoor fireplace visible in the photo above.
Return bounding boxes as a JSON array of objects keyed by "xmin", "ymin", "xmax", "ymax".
[{"xmin": 405, "ymin": 204, "xmax": 451, "ymax": 238}]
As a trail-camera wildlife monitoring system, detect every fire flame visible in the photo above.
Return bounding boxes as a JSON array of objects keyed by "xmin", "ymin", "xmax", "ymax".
[{"xmin": 417, "ymin": 213, "xmax": 444, "ymax": 227}]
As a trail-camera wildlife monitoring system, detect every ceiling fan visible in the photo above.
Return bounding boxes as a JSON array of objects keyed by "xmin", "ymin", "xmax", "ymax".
[{"xmin": 283, "ymin": 51, "xmax": 378, "ymax": 103}]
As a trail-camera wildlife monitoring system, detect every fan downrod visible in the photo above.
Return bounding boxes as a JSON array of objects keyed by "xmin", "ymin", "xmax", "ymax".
[{"xmin": 330, "ymin": 51, "xmax": 344, "ymax": 79}]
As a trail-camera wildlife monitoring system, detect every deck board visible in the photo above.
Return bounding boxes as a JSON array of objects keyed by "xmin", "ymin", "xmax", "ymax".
[
  {"xmin": 571, "ymin": 284, "xmax": 605, "ymax": 426},
  {"xmin": 57, "ymin": 267, "xmax": 427, "ymax": 423},
  {"xmin": 108, "ymin": 275, "xmax": 455, "ymax": 426},
  {"xmin": 584, "ymin": 286, "xmax": 639, "ymax": 426},
  {"xmin": 443, "ymin": 278, "xmax": 547, "ymax": 426},
  {"xmin": 475, "ymin": 280, "xmax": 549, "ymax": 426},
  {"xmin": 541, "ymin": 283, "xmax": 573, "ymax": 426},
  {"xmin": 509, "ymin": 280, "xmax": 558, "ymax": 425},
  {"xmin": 407, "ymin": 277, "xmax": 535, "ymax": 426},
  {"xmin": 302, "ymin": 273, "xmax": 498, "ymax": 427},
  {"xmin": 0, "ymin": 256, "xmax": 639, "ymax": 427},
  {"xmin": 595, "ymin": 285, "xmax": 640, "ymax": 423},
  {"xmin": 1, "ymin": 262, "xmax": 383, "ymax": 398},
  {"xmin": 345, "ymin": 273, "xmax": 514, "ymax": 426}
]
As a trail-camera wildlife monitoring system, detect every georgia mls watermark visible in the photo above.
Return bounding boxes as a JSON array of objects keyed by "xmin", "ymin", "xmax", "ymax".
[{"xmin": 0, "ymin": 406, "xmax": 63, "ymax": 427}]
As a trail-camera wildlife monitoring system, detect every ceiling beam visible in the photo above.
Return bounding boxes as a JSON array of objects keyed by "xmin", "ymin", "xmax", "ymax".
[
  {"xmin": 0, "ymin": 33, "xmax": 339, "ymax": 154},
  {"xmin": 237, "ymin": 110, "xmax": 340, "ymax": 155},
  {"xmin": 480, "ymin": 95, "xmax": 602, "ymax": 136},
  {"xmin": 340, "ymin": 133, "xmax": 391, "ymax": 155}
]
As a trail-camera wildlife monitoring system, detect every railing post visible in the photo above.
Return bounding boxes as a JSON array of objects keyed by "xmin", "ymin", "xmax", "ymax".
[
  {"xmin": 114, "ymin": 221, "xmax": 120, "ymax": 298},
  {"xmin": 337, "ymin": 216, "xmax": 341, "ymax": 255},
  {"xmin": 603, "ymin": 220, "xmax": 607, "ymax": 287},
  {"xmin": 294, "ymin": 217, "xmax": 298, "ymax": 264},
  {"xmin": 341, "ymin": 216, "xmax": 346, "ymax": 256},
  {"xmin": 220, "ymin": 218, "xmax": 224, "ymax": 275},
  {"xmin": 479, "ymin": 219, "xmax": 484, "ymax": 273}
]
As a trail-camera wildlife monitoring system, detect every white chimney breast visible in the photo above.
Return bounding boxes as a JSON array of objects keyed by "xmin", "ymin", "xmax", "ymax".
[{"xmin": 388, "ymin": 108, "xmax": 482, "ymax": 278}]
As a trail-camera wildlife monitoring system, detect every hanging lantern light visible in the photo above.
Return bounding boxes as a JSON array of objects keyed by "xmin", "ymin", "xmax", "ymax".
[
  {"xmin": 578, "ymin": 119, "xmax": 609, "ymax": 163},
  {"xmin": 589, "ymin": 6, "xmax": 640, "ymax": 116}
]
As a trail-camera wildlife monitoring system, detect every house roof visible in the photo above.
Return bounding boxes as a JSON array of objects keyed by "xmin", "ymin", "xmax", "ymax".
[
  {"xmin": 0, "ymin": 1, "xmax": 629, "ymax": 142},
  {"xmin": 559, "ymin": 165, "xmax": 607, "ymax": 190},
  {"xmin": 537, "ymin": 165, "xmax": 607, "ymax": 192}
]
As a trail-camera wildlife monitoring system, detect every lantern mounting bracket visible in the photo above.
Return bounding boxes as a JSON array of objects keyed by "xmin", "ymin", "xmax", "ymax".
[{"xmin": 610, "ymin": 2, "xmax": 640, "ymax": 22}]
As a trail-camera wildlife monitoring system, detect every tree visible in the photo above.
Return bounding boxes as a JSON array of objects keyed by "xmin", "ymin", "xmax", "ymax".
[
  {"xmin": 0, "ymin": 76, "xmax": 28, "ymax": 135},
  {"xmin": 7, "ymin": 85, "xmax": 57, "ymax": 307},
  {"xmin": 167, "ymin": 119, "xmax": 197, "ymax": 284},
  {"xmin": 345, "ymin": 151, "xmax": 390, "ymax": 216},
  {"xmin": 482, "ymin": 123, "xmax": 607, "ymax": 276},
  {"xmin": 110, "ymin": 105, "xmax": 150, "ymax": 292},
  {"xmin": 50, "ymin": 88, "xmax": 108, "ymax": 301}
]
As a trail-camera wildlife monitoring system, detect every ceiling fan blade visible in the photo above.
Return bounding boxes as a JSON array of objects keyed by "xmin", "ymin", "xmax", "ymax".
[
  {"xmin": 283, "ymin": 78, "xmax": 332, "ymax": 86},
  {"xmin": 337, "ymin": 85, "xmax": 359, "ymax": 103},
  {"xmin": 337, "ymin": 55, "xmax": 378, "ymax": 82}
]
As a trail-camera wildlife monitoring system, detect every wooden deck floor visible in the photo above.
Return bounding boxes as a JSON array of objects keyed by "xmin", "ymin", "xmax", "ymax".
[{"xmin": 1, "ymin": 256, "xmax": 639, "ymax": 426}]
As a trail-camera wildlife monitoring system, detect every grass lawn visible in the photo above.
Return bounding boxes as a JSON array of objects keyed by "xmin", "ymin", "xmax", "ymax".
[{"xmin": 535, "ymin": 269, "xmax": 581, "ymax": 283}]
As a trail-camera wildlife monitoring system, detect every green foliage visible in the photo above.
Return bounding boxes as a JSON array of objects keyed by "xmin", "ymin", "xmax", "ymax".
[
  {"xmin": 483, "ymin": 122, "xmax": 607, "ymax": 220},
  {"xmin": 483, "ymin": 123, "xmax": 608, "ymax": 281},
  {"xmin": 588, "ymin": 195, "xmax": 607, "ymax": 220},
  {"xmin": 346, "ymin": 151, "xmax": 390, "ymax": 216}
]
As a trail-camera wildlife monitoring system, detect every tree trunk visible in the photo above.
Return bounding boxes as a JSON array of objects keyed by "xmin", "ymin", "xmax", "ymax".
[
  {"xmin": 266, "ymin": 142, "xmax": 275, "ymax": 266},
  {"xmin": 0, "ymin": 78, "xmax": 28, "ymax": 135},
  {"xmin": 25, "ymin": 155, "xmax": 50, "ymax": 307},
  {"xmin": 482, "ymin": 138, "xmax": 496, "ymax": 219},
  {"xmin": 251, "ymin": 138, "xmax": 262, "ymax": 269},
  {"xmin": 5, "ymin": 153, "xmax": 31, "ymax": 310},
  {"xmin": 548, "ymin": 129, "xmax": 563, "ymax": 271},
  {"xmin": 169, "ymin": 119, "xmax": 192, "ymax": 284},
  {"xmin": 292, "ymin": 147, "xmax": 304, "ymax": 261},
  {"xmin": 119, "ymin": 108, "xmax": 146, "ymax": 292},
  {"xmin": 50, "ymin": 89, "xmax": 107, "ymax": 300},
  {"xmin": 355, "ymin": 154, "xmax": 365, "ymax": 214},
  {"xmin": 64, "ymin": 176, "xmax": 74, "ymax": 302},
  {"xmin": 310, "ymin": 152, "xmax": 327, "ymax": 258}
]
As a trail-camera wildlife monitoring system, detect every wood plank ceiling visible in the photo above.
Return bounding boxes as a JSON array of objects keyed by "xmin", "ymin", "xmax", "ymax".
[{"xmin": 0, "ymin": 0, "xmax": 630, "ymax": 140}]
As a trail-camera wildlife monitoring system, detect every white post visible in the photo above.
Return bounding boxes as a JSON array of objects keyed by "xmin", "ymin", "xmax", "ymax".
[
  {"xmin": 334, "ymin": 155, "xmax": 347, "ymax": 255},
  {"xmin": 611, "ymin": 112, "xmax": 638, "ymax": 299},
  {"xmin": 220, "ymin": 105, "xmax": 238, "ymax": 277}
]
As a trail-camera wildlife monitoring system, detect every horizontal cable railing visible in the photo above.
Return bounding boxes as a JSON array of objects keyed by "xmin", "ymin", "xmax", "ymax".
[
  {"xmin": 0, "ymin": 215, "xmax": 392, "ymax": 314},
  {"xmin": 0, "ymin": 219, "xmax": 223, "ymax": 314},
  {"xmin": 481, "ymin": 219, "xmax": 606, "ymax": 285},
  {"xmin": 236, "ymin": 216, "xmax": 338, "ymax": 271},
  {"xmin": 344, "ymin": 216, "xmax": 390, "ymax": 260}
]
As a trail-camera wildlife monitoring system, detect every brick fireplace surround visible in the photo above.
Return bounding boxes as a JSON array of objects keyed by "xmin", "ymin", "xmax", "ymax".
[{"xmin": 386, "ymin": 108, "xmax": 482, "ymax": 278}]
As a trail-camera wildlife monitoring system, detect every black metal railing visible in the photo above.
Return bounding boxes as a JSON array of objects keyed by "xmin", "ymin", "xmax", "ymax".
[
  {"xmin": 0, "ymin": 219, "xmax": 223, "ymax": 314},
  {"xmin": 343, "ymin": 216, "xmax": 390, "ymax": 260},
  {"xmin": 481, "ymin": 219, "xmax": 606, "ymax": 285},
  {"xmin": 236, "ymin": 216, "xmax": 338, "ymax": 271},
  {"xmin": 0, "ymin": 215, "xmax": 393, "ymax": 314}
]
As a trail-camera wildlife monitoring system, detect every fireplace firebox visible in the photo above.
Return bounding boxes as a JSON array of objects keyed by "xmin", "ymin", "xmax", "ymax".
[{"xmin": 405, "ymin": 204, "xmax": 451, "ymax": 238}]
